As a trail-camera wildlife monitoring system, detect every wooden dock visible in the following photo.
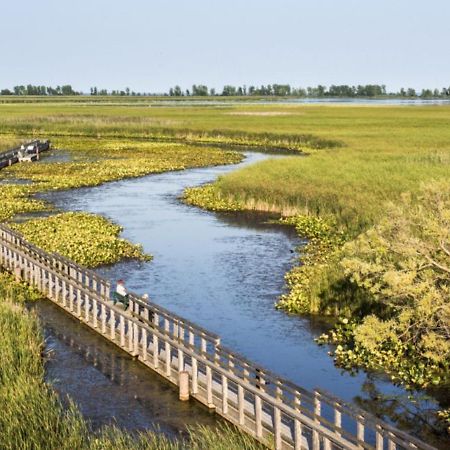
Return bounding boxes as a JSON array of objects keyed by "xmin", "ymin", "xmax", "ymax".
[
  {"xmin": 0, "ymin": 140, "xmax": 50, "ymax": 169},
  {"xmin": 0, "ymin": 224, "xmax": 436, "ymax": 450}
]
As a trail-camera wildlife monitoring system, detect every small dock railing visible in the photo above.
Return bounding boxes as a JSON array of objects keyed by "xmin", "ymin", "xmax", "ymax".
[{"xmin": 0, "ymin": 224, "xmax": 436, "ymax": 450}]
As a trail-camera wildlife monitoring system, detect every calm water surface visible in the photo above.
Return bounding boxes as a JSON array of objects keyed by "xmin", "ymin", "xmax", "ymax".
[
  {"xmin": 35, "ymin": 300, "xmax": 218, "ymax": 436},
  {"xmin": 42, "ymin": 151, "xmax": 442, "ymax": 441}
]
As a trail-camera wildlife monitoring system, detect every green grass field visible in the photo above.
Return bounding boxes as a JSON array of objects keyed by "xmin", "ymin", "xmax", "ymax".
[{"xmin": 1, "ymin": 100, "xmax": 448, "ymax": 234}]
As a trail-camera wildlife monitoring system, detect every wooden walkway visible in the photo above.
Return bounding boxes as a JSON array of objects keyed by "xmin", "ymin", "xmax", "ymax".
[
  {"xmin": 0, "ymin": 224, "xmax": 436, "ymax": 450},
  {"xmin": 0, "ymin": 140, "xmax": 50, "ymax": 169}
]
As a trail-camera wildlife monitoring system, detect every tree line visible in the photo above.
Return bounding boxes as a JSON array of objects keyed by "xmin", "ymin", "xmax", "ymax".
[
  {"xmin": 1, "ymin": 83, "xmax": 449, "ymax": 98},
  {"xmin": 0, "ymin": 85, "xmax": 80, "ymax": 96},
  {"xmin": 170, "ymin": 84, "xmax": 450, "ymax": 98}
]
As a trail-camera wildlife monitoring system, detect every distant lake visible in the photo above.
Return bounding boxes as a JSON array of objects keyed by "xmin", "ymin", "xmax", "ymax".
[{"xmin": 151, "ymin": 97, "xmax": 450, "ymax": 106}]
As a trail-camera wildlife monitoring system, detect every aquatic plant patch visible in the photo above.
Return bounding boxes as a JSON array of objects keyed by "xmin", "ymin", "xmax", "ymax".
[{"xmin": 10, "ymin": 212, "xmax": 151, "ymax": 268}]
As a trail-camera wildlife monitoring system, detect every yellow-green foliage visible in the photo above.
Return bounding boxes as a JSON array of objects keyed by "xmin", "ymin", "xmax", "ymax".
[
  {"xmin": 277, "ymin": 216, "xmax": 347, "ymax": 314},
  {"xmin": 325, "ymin": 181, "xmax": 450, "ymax": 388},
  {"xmin": 11, "ymin": 212, "xmax": 150, "ymax": 268},
  {"xmin": 0, "ymin": 185, "xmax": 47, "ymax": 222},
  {"xmin": 0, "ymin": 275, "xmax": 269, "ymax": 449},
  {"xmin": 183, "ymin": 183, "xmax": 244, "ymax": 211}
]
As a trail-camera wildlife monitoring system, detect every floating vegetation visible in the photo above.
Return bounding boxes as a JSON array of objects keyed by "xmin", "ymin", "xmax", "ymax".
[{"xmin": 10, "ymin": 212, "xmax": 151, "ymax": 268}]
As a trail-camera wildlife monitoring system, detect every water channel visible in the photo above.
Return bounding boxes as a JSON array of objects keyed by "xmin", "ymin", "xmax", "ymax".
[{"xmin": 39, "ymin": 150, "xmax": 443, "ymax": 443}]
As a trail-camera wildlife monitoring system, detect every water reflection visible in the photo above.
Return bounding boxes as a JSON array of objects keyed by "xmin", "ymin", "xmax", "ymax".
[{"xmin": 33, "ymin": 299, "xmax": 218, "ymax": 436}]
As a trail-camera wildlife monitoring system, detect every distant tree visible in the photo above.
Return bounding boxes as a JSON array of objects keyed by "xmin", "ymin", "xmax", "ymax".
[
  {"xmin": 0, "ymin": 89, "xmax": 12, "ymax": 95},
  {"xmin": 406, "ymin": 88, "xmax": 416, "ymax": 97},
  {"xmin": 222, "ymin": 85, "xmax": 237, "ymax": 96},
  {"xmin": 173, "ymin": 85, "xmax": 182, "ymax": 96},
  {"xmin": 292, "ymin": 87, "xmax": 306, "ymax": 96},
  {"xmin": 272, "ymin": 84, "xmax": 291, "ymax": 96},
  {"xmin": 328, "ymin": 85, "xmax": 355, "ymax": 97},
  {"xmin": 317, "ymin": 85, "xmax": 326, "ymax": 97},
  {"xmin": 420, "ymin": 89, "xmax": 433, "ymax": 98},
  {"xmin": 192, "ymin": 84, "xmax": 208, "ymax": 96},
  {"xmin": 209, "ymin": 87, "xmax": 216, "ymax": 96}
]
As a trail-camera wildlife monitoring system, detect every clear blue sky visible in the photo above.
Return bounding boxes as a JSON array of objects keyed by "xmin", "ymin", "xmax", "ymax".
[{"xmin": 1, "ymin": 0, "xmax": 448, "ymax": 93}]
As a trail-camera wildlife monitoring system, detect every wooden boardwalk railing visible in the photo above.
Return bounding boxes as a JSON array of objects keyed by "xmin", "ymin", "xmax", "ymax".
[
  {"xmin": 0, "ymin": 224, "xmax": 436, "ymax": 450},
  {"xmin": 0, "ymin": 140, "xmax": 50, "ymax": 169}
]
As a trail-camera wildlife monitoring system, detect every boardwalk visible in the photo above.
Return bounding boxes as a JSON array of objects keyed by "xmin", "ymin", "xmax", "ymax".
[
  {"xmin": 0, "ymin": 224, "xmax": 436, "ymax": 450},
  {"xmin": 0, "ymin": 140, "xmax": 50, "ymax": 169}
]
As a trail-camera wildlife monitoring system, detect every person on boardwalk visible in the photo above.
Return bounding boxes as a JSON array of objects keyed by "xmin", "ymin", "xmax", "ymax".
[{"xmin": 114, "ymin": 279, "xmax": 129, "ymax": 309}]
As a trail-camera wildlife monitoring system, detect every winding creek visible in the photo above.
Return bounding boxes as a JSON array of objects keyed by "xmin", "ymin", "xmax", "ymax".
[{"xmin": 37, "ymin": 150, "xmax": 443, "ymax": 443}]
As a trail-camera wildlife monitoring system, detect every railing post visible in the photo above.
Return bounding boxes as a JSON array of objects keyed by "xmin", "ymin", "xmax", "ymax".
[
  {"xmin": 238, "ymin": 385, "xmax": 245, "ymax": 425},
  {"xmin": 110, "ymin": 310, "xmax": 116, "ymax": 340},
  {"xmin": 179, "ymin": 371, "xmax": 189, "ymax": 401},
  {"xmin": 255, "ymin": 394, "xmax": 262, "ymax": 438},
  {"xmin": 66, "ymin": 282, "xmax": 71, "ymax": 310},
  {"xmin": 128, "ymin": 319, "xmax": 134, "ymax": 352},
  {"xmin": 100, "ymin": 303, "xmax": 105, "ymax": 333},
  {"xmin": 357, "ymin": 414, "xmax": 365, "ymax": 449},
  {"xmin": 274, "ymin": 406, "xmax": 282, "ymax": 449},
  {"xmin": 93, "ymin": 299, "xmax": 98, "ymax": 328},
  {"xmin": 387, "ymin": 432, "xmax": 397, "ymax": 450},
  {"xmin": 222, "ymin": 375, "xmax": 228, "ymax": 415},
  {"xmin": 84, "ymin": 293, "xmax": 90, "ymax": 321},
  {"xmin": 294, "ymin": 391, "xmax": 303, "ymax": 450},
  {"xmin": 376, "ymin": 424, "xmax": 384, "ymax": 450},
  {"xmin": 206, "ymin": 366, "xmax": 214, "ymax": 409},
  {"xmin": 191, "ymin": 357, "xmax": 198, "ymax": 394},
  {"xmin": 313, "ymin": 390, "xmax": 321, "ymax": 450},
  {"xmin": 119, "ymin": 315, "xmax": 125, "ymax": 347},
  {"xmin": 133, "ymin": 322, "xmax": 139, "ymax": 356},
  {"xmin": 178, "ymin": 348, "xmax": 184, "ymax": 372},
  {"xmin": 141, "ymin": 328, "xmax": 147, "ymax": 361},
  {"xmin": 165, "ymin": 341, "xmax": 171, "ymax": 377},
  {"xmin": 201, "ymin": 336, "xmax": 207, "ymax": 353},
  {"xmin": 77, "ymin": 289, "xmax": 82, "ymax": 317},
  {"xmin": 334, "ymin": 401, "xmax": 342, "ymax": 436},
  {"xmin": 153, "ymin": 333, "xmax": 159, "ymax": 369}
]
